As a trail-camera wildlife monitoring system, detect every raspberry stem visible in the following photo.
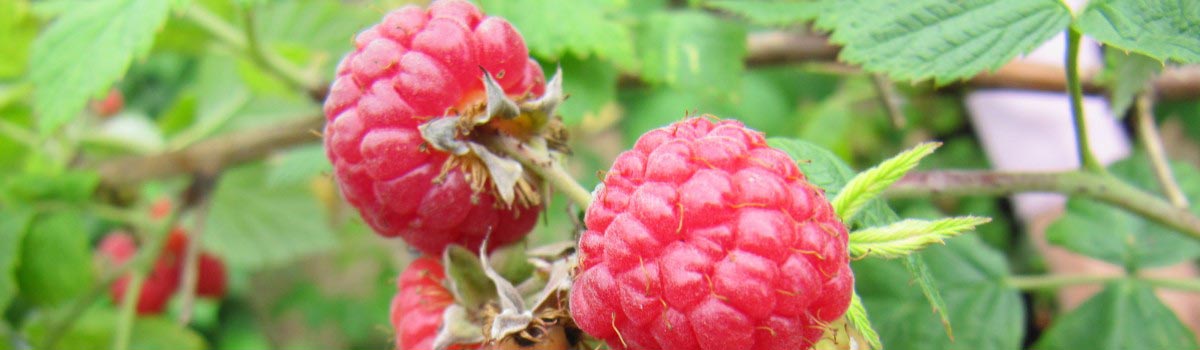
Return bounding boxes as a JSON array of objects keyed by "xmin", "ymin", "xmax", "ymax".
[
  {"xmin": 112, "ymin": 272, "xmax": 145, "ymax": 350},
  {"xmin": 493, "ymin": 139, "xmax": 593, "ymax": 210}
]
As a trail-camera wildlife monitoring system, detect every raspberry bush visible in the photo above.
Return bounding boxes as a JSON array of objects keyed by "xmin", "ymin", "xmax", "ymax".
[{"xmin": 4, "ymin": 0, "xmax": 1200, "ymax": 350}]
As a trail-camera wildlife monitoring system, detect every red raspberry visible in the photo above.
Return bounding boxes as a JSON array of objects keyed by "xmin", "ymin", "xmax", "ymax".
[
  {"xmin": 569, "ymin": 117, "xmax": 854, "ymax": 350},
  {"xmin": 323, "ymin": 0, "xmax": 545, "ymax": 255},
  {"xmin": 389, "ymin": 257, "xmax": 472, "ymax": 350},
  {"xmin": 95, "ymin": 229, "xmax": 229, "ymax": 314},
  {"xmin": 90, "ymin": 88, "xmax": 124, "ymax": 118}
]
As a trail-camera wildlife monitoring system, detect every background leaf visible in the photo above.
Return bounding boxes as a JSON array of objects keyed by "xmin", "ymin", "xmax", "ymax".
[
  {"xmin": 1098, "ymin": 50, "xmax": 1161, "ymax": 116},
  {"xmin": 854, "ymin": 235, "xmax": 1025, "ymax": 350},
  {"xmin": 1074, "ymin": 0, "xmax": 1200, "ymax": 63},
  {"xmin": 0, "ymin": 210, "xmax": 34, "ymax": 314},
  {"xmin": 1046, "ymin": 155, "xmax": 1200, "ymax": 269},
  {"xmin": 30, "ymin": 0, "xmax": 171, "ymax": 133},
  {"xmin": 204, "ymin": 163, "xmax": 337, "ymax": 270},
  {"xmin": 24, "ymin": 310, "xmax": 207, "ymax": 350},
  {"xmin": 478, "ymin": 0, "xmax": 637, "ymax": 70},
  {"xmin": 1034, "ymin": 281, "xmax": 1198, "ymax": 350},
  {"xmin": 16, "ymin": 211, "xmax": 94, "ymax": 306},
  {"xmin": 635, "ymin": 11, "xmax": 746, "ymax": 94},
  {"xmin": 702, "ymin": 0, "xmax": 822, "ymax": 26},
  {"xmin": 822, "ymin": 0, "xmax": 1071, "ymax": 83}
]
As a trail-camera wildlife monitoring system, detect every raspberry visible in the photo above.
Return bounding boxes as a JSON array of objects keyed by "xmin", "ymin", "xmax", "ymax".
[
  {"xmin": 389, "ymin": 257, "xmax": 466, "ymax": 350},
  {"xmin": 324, "ymin": 0, "xmax": 546, "ymax": 255},
  {"xmin": 95, "ymin": 229, "xmax": 229, "ymax": 314},
  {"xmin": 569, "ymin": 117, "xmax": 854, "ymax": 350},
  {"xmin": 90, "ymin": 88, "xmax": 124, "ymax": 118}
]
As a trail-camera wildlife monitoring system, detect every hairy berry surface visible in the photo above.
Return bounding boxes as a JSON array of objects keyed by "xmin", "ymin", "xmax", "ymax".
[
  {"xmin": 324, "ymin": 0, "xmax": 545, "ymax": 255},
  {"xmin": 390, "ymin": 257, "xmax": 462, "ymax": 350},
  {"xmin": 570, "ymin": 117, "xmax": 854, "ymax": 350}
]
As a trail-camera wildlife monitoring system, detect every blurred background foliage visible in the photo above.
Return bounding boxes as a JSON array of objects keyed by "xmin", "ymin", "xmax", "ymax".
[{"xmin": 2, "ymin": 0, "xmax": 1200, "ymax": 349}]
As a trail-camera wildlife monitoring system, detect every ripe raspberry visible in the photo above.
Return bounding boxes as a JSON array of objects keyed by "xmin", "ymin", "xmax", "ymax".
[
  {"xmin": 95, "ymin": 229, "xmax": 229, "ymax": 314},
  {"xmin": 389, "ymin": 257, "xmax": 467, "ymax": 350},
  {"xmin": 324, "ymin": 0, "xmax": 546, "ymax": 255},
  {"xmin": 569, "ymin": 117, "xmax": 854, "ymax": 350},
  {"xmin": 90, "ymin": 88, "xmax": 124, "ymax": 118}
]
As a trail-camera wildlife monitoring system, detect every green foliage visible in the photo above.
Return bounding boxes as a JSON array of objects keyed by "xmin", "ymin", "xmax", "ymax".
[
  {"xmin": 1035, "ymin": 281, "xmax": 1199, "ymax": 350},
  {"xmin": 849, "ymin": 216, "xmax": 991, "ymax": 259},
  {"xmin": 24, "ymin": 309, "xmax": 207, "ymax": 350},
  {"xmin": 203, "ymin": 163, "xmax": 336, "ymax": 270},
  {"xmin": 845, "ymin": 293, "xmax": 882, "ymax": 349},
  {"xmin": 1099, "ymin": 50, "xmax": 1161, "ymax": 116},
  {"xmin": 702, "ymin": 0, "xmax": 822, "ymax": 26},
  {"xmin": 30, "ymin": 0, "xmax": 171, "ymax": 134},
  {"xmin": 265, "ymin": 144, "xmax": 331, "ymax": 188},
  {"xmin": 635, "ymin": 11, "xmax": 746, "ymax": 95},
  {"xmin": 832, "ymin": 142, "xmax": 939, "ymax": 222},
  {"xmin": 477, "ymin": 0, "xmax": 637, "ymax": 70},
  {"xmin": 0, "ymin": 210, "xmax": 34, "ymax": 314},
  {"xmin": 1047, "ymin": 156, "xmax": 1200, "ymax": 270},
  {"xmin": 1074, "ymin": 0, "xmax": 1200, "ymax": 63},
  {"xmin": 17, "ymin": 211, "xmax": 94, "ymax": 306},
  {"xmin": 767, "ymin": 138, "xmax": 897, "ymax": 229},
  {"xmin": 854, "ymin": 235, "xmax": 1025, "ymax": 350},
  {"xmin": 821, "ymin": 0, "xmax": 1071, "ymax": 83},
  {"xmin": 0, "ymin": 1, "xmax": 37, "ymax": 79}
]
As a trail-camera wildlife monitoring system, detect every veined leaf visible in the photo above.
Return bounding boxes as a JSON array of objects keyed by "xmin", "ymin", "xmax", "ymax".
[
  {"xmin": 703, "ymin": 0, "xmax": 822, "ymax": 26},
  {"xmin": 1035, "ymin": 281, "xmax": 1198, "ymax": 350},
  {"xmin": 1098, "ymin": 50, "xmax": 1160, "ymax": 116},
  {"xmin": 30, "ymin": 0, "xmax": 171, "ymax": 134},
  {"xmin": 823, "ymin": 0, "xmax": 1071, "ymax": 84},
  {"xmin": 1075, "ymin": 0, "xmax": 1200, "ymax": 63},
  {"xmin": 477, "ymin": 0, "xmax": 637, "ymax": 71},
  {"xmin": 832, "ymin": 142, "xmax": 940, "ymax": 222}
]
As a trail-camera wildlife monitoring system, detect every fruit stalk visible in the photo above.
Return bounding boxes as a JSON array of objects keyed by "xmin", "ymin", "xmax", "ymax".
[
  {"xmin": 112, "ymin": 272, "xmax": 145, "ymax": 350},
  {"xmin": 887, "ymin": 170, "xmax": 1200, "ymax": 240},
  {"xmin": 1064, "ymin": 28, "xmax": 1105, "ymax": 174},
  {"xmin": 493, "ymin": 138, "xmax": 593, "ymax": 210}
]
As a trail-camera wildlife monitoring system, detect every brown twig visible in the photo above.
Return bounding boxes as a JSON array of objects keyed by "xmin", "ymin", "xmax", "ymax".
[{"xmin": 94, "ymin": 115, "xmax": 323, "ymax": 187}]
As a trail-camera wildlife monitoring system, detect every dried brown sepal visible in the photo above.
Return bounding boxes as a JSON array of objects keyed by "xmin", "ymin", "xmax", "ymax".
[{"xmin": 417, "ymin": 67, "xmax": 568, "ymax": 208}]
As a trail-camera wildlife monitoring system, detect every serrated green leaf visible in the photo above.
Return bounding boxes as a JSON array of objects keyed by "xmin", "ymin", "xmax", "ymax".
[
  {"xmin": 849, "ymin": 216, "xmax": 991, "ymax": 259},
  {"xmin": 845, "ymin": 292, "xmax": 882, "ymax": 349},
  {"xmin": 833, "ymin": 142, "xmax": 940, "ymax": 222},
  {"xmin": 824, "ymin": 0, "xmax": 1071, "ymax": 84},
  {"xmin": 477, "ymin": 0, "xmax": 637, "ymax": 71},
  {"xmin": 266, "ymin": 144, "xmax": 331, "ymax": 188},
  {"xmin": 902, "ymin": 254, "xmax": 953, "ymax": 340},
  {"xmin": 0, "ymin": 210, "xmax": 34, "ymax": 314},
  {"xmin": 16, "ymin": 211, "xmax": 94, "ymax": 306},
  {"xmin": 636, "ymin": 11, "xmax": 746, "ymax": 94},
  {"xmin": 854, "ymin": 235, "xmax": 1024, "ymax": 350},
  {"xmin": 30, "ymin": 0, "xmax": 171, "ymax": 134},
  {"xmin": 1098, "ymin": 50, "xmax": 1161, "ymax": 116},
  {"xmin": 1034, "ymin": 280, "xmax": 1198, "ymax": 350},
  {"xmin": 1047, "ymin": 155, "xmax": 1200, "ymax": 269},
  {"xmin": 703, "ymin": 0, "xmax": 822, "ymax": 26},
  {"xmin": 204, "ymin": 163, "xmax": 336, "ymax": 269},
  {"xmin": 1075, "ymin": 0, "xmax": 1200, "ymax": 63},
  {"xmin": 24, "ymin": 309, "xmax": 207, "ymax": 350}
]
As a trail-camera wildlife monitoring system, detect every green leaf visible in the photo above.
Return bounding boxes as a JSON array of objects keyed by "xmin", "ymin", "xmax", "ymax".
[
  {"xmin": 1035, "ymin": 280, "xmax": 1198, "ymax": 350},
  {"xmin": 849, "ymin": 216, "xmax": 991, "ymax": 259},
  {"xmin": 1046, "ymin": 155, "xmax": 1200, "ymax": 269},
  {"xmin": 0, "ymin": 210, "xmax": 34, "ymax": 314},
  {"xmin": 29, "ymin": 0, "xmax": 171, "ymax": 134},
  {"xmin": 823, "ymin": 0, "xmax": 1071, "ymax": 83},
  {"xmin": 16, "ymin": 211, "xmax": 94, "ymax": 306},
  {"xmin": 266, "ymin": 144, "xmax": 331, "ymax": 188},
  {"xmin": 204, "ymin": 163, "xmax": 336, "ymax": 270},
  {"xmin": 24, "ymin": 310, "xmax": 207, "ymax": 350},
  {"xmin": 703, "ymin": 0, "xmax": 822, "ymax": 26},
  {"xmin": 832, "ymin": 142, "xmax": 940, "ymax": 222},
  {"xmin": 0, "ymin": 0, "xmax": 37, "ymax": 79},
  {"xmin": 635, "ymin": 11, "xmax": 746, "ymax": 94},
  {"xmin": 477, "ymin": 0, "xmax": 637, "ymax": 70},
  {"xmin": 854, "ymin": 235, "xmax": 1024, "ymax": 350},
  {"xmin": 845, "ymin": 293, "xmax": 882, "ymax": 349},
  {"xmin": 902, "ymin": 254, "xmax": 954, "ymax": 341},
  {"xmin": 1074, "ymin": 0, "xmax": 1200, "ymax": 63},
  {"xmin": 555, "ymin": 56, "xmax": 618, "ymax": 126},
  {"xmin": 1098, "ymin": 50, "xmax": 1161, "ymax": 116},
  {"xmin": 0, "ymin": 171, "xmax": 99, "ymax": 206},
  {"xmin": 443, "ymin": 245, "xmax": 498, "ymax": 311}
]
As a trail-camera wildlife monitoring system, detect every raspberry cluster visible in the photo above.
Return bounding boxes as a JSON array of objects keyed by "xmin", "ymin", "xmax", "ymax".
[{"xmin": 96, "ymin": 229, "xmax": 227, "ymax": 315}]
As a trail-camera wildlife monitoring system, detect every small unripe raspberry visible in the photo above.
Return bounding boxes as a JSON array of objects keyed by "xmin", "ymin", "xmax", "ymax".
[
  {"xmin": 570, "ymin": 117, "xmax": 854, "ymax": 350},
  {"xmin": 324, "ymin": 0, "xmax": 545, "ymax": 256}
]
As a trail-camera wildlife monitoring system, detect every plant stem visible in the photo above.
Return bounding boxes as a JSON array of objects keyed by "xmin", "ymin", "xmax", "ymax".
[
  {"xmin": 1006, "ymin": 274, "xmax": 1116, "ymax": 290},
  {"xmin": 887, "ymin": 170, "xmax": 1200, "ymax": 240},
  {"xmin": 176, "ymin": 174, "xmax": 218, "ymax": 325},
  {"xmin": 111, "ymin": 272, "xmax": 144, "ymax": 350},
  {"xmin": 1144, "ymin": 277, "xmax": 1200, "ymax": 293},
  {"xmin": 1135, "ymin": 92, "xmax": 1190, "ymax": 208},
  {"xmin": 1065, "ymin": 28, "xmax": 1105, "ymax": 174},
  {"xmin": 492, "ymin": 139, "xmax": 593, "ymax": 210},
  {"xmin": 182, "ymin": 4, "xmax": 322, "ymax": 97},
  {"xmin": 870, "ymin": 74, "xmax": 906, "ymax": 129}
]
